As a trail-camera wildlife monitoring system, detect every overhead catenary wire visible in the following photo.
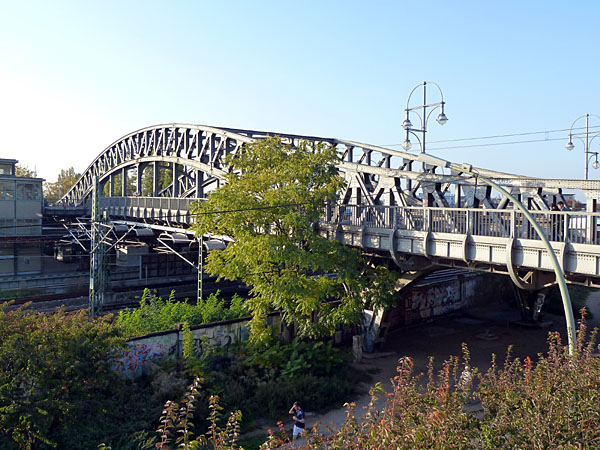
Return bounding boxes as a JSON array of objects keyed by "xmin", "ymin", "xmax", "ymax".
[{"xmin": 380, "ymin": 124, "xmax": 600, "ymax": 150}]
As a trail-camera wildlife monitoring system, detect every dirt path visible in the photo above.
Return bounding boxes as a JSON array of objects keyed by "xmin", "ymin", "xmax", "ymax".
[{"xmin": 242, "ymin": 295, "xmax": 588, "ymax": 444}]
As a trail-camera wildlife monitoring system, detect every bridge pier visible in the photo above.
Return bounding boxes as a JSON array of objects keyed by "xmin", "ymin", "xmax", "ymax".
[{"xmin": 512, "ymin": 285, "xmax": 552, "ymax": 324}]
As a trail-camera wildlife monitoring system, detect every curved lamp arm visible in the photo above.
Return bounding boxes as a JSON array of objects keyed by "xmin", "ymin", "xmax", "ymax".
[{"xmin": 417, "ymin": 153, "xmax": 577, "ymax": 356}]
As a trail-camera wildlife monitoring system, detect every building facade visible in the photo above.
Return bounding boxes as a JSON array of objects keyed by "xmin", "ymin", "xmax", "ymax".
[{"xmin": 0, "ymin": 159, "xmax": 44, "ymax": 276}]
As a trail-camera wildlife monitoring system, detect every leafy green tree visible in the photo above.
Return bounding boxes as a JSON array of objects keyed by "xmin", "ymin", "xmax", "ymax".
[
  {"xmin": 15, "ymin": 165, "xmax": 37, "ymax": 178},
  {"xmin": 0, "ymin": 302, "xmax": 126, "ymax": 449},
  {"xmin": 43, "ymin": 167, "xmax": 81, "ymax": 199},
  {"xmin": 191, "ymin": 137, "xmax": 398, "ymax": 344},
  {"xmin": 101, "ymin": 170, "xmax": 136, "ymax": 197},
  {"xmin": 140, "ymin": 164, "xmax": 173, "ymax": 196}
]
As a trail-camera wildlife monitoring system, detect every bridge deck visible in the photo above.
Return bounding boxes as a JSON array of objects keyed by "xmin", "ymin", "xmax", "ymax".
[
  {"xmin": 318, "ymin": 204, "xmax": 600, "ymax": 285},
  {"xmin": 61, "ymin": 197, "xmax": 600, "ymax": 284}
]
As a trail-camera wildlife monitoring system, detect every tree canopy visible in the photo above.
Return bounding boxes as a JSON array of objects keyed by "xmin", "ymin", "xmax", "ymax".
[
  {"xmin": 191, "ymin": 137, "xmax": 398, "ymax": 343},
  {"xmin": 15, "ymin": 165, "xmax": 37, "ymax": 178},
  {"xmin": 43, "ymin": 167, "xmax": 81, "ymax": 199}
]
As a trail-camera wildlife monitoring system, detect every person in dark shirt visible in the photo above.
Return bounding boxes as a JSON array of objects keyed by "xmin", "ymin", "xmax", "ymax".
[
  {"xmin": 557, "ymin": 201, "xmax": 567, "ymax": 241},
  {"xmin": 288, "ymin": 401, "xmax": 305, "ymax": 444}
]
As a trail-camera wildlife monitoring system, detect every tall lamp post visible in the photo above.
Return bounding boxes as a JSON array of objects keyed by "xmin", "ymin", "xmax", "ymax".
[
  {"xmin": 565, "ymin": 113, "xmax": 600, "ymax": 180},
  {"xmin": 402, "ymin": 81, "xmax": 448, "ymax": 153}
]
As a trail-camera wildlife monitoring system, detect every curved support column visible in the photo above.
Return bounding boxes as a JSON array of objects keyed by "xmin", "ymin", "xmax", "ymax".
[
  {"xmin": 423, "ymin": 230, "xmax": 432, "ymax": 258},
  {"xmin": 461, "ymin": 233, "xmax": 470, "ymax": 263},
  {"xmin": 506, "ymin": 238, "xmax": 537, "ymax": 291}
]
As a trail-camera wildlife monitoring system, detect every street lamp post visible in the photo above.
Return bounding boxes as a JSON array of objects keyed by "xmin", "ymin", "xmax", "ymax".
[
  {"xmin": 565, "ymin": 113, "xmax": 600, "ymax": 180},
  {"xmin": 402, "ymin": 81, "xmax": 448, "ymax": 154}
]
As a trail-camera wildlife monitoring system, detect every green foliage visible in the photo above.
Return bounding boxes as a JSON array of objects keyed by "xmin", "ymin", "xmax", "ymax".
[
  {"xmin": 259, "ymin": 313, "xmax": 600, "ymax": 449},
  {"xmin": 102, "ymin": 169, "xmax": 136, "ymax": 197},
  {"xmin": 254, "ymin": 374, "xmax": 354, "ymax": 420},
  {"xmin": 145, "ymin": 312, "xmax": 600, "ymax": 449},
  {"xmin": 475, "ymin": 318, "xmax": 600, "ymax": 449},
  {"xmin": 245, "ymin": 338, "xmax": 344, "ymax": 379},
  {"xmin": 182, "ymin": 322, "xmax": 195, "ymax": 361},
  {"xmin": 191, "ymin": 136, "xmax": 399, "ymax": 343},
  {"xmin": 43, "ymin": 167, "xmax": 81, "ymax": 199},
  {"xmin": 0, "ymin": 302, "xmax": 127, "ymax": 449},
  {"xmin": 116, "ymin": 289, "xmax": 249, "ymax": 336},
  {"xmin": 15, "ymin": 165, "xmax": 37, "ymax": 178}
]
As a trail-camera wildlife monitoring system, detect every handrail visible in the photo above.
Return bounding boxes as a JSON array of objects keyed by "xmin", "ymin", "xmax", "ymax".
[{"xmin": 321, "ymin": 204, "xmax": 599, "ymax": 245}]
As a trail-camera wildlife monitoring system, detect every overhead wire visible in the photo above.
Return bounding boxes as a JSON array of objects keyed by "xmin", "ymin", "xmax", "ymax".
[{"xmin": 380, "ymin": 124, "xmax": 600, "ymax": 150}]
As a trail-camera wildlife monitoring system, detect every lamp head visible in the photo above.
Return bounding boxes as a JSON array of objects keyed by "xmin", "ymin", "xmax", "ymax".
[
  {"xmin": 566, "ymin": 136, "xmax": 575, "ymax": 151},
  {"xmin": 594, "ymin": 160, "xmax": 600, "ymax": 170},
  {"xmin": 402, "ymin": 139, "xmax": 412, "ymax": 150},
  {"xmin": 402, "ymin": 118, "xmax": 412, "ymax": 130},
  {"xmin": 436, "ymin": 112, "xmax": 448, "ymax": 125}
]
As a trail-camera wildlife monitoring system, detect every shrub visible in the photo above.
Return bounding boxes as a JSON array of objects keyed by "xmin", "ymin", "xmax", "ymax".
[
  {"xmin": 116, "ymin": 289, "xmax": 249, "ymax": 336},
  {"xmin": 272, "ymin": 311, "xmax": 600, "ymax": 449},
  {"xmin": 244, "ymin": 337, "xmax": 345, "ymax": 379},
  {"xmin": 0, "ymin": 302, "xmax": 126, "ymax": 449}
]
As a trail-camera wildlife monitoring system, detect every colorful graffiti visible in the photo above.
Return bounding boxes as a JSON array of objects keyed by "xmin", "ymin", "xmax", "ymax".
[
  {"xmin": 115, "ymin": 341, "xmax": 169, "ymax": 378},
  {"xmin": 116, "ymin": 319, "xmax": 251, "ymax": 378}
]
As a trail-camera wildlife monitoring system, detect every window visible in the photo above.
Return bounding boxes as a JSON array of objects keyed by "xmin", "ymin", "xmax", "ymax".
[
  {"xmin": 0, "ymin": 181, "xmax": 14, "ymax": 200},
  {"xmin": 0, "ymin": 164, "xmax": 13, "ymax": 175},
  {"xmin": 16, "ymin": 182, "xmax": 41, "ymax": 201}
]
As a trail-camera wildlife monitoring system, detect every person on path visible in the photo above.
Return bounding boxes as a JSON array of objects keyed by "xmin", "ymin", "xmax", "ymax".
[{"xmin": 288, "ymin": 401, "xmax": 305, "ymax": 444}]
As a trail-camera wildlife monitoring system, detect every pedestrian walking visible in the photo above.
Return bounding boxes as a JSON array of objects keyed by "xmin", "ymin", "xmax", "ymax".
[{"xmin": 288, "ymin": 401, "xmax": 305, "ymax": 444}]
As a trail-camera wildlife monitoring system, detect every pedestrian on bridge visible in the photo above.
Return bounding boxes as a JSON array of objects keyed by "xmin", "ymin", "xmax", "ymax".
[
  {"xmin": 550, "ymin": 203, "xmax": 559, "ymax": 241},
  {"xmin": 557, "ymin": 201, "xmax": 567, "ymax": 241}
]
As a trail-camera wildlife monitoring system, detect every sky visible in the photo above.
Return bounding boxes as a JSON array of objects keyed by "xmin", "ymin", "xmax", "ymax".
[{"xmin": 1, "ymin": 0, "xmax": 599, "ymax": 183}]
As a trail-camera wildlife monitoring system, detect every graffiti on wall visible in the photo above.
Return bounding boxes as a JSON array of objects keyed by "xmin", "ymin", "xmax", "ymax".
[
  {"xmin": 115, "ymin": 341, "xmax": 169, "ymax": 378},
  {"xmin": 115, "ymin": 319, "xmax": 251, "ymax": 378},
  {"xmin": 184, "ymin": 322, "xmax": 250, "ymax": 357},
  {"xmin": 408, "ymin": 280, "xmax": 464, "ymax": 319}
]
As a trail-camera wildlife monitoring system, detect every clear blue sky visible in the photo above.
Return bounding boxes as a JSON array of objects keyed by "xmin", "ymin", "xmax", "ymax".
[{"xmin": 1, "ymin": 0, "xmax": 599, "ymax": 182}]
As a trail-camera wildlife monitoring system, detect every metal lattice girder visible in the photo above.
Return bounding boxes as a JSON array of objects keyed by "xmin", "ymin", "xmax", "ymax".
[{"xmin": 59, "ymin": 123, "xmax": 600, "ymax": 216}]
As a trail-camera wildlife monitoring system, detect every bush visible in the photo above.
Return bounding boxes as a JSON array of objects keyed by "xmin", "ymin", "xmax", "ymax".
[
  {"xmin": 0, "ymin": 302, "xmax": 125, "ymax": 449},
  {"xmin": 116, "ymin": 289, "xmax": 249, "ymax": 336},
  {"xmin": 253, "ymin": 374, "xmax": 354, "ymax": 419},
  {"xmin": 244, "ymin": 337, "xmax": 344, "ymax": 379}
]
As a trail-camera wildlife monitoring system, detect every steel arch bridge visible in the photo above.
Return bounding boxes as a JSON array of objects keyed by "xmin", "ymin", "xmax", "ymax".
[{"xmin": 53, "ymin": 123, "xmax": 600, "ymax": 290}]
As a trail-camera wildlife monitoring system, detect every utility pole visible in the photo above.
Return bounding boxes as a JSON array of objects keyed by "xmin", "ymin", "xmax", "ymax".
[
  {"xmin": 197, "ymin": 237, "xmax": 203, "ymax": 301},
  {"xmin": 89, "ymin": 176, "xmax": 108, "ymax": 315}
]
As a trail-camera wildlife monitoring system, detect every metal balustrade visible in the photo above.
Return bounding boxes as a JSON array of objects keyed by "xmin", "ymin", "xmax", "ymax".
[
  {"xmin": 99, "ymin": 197, "xmax": 199, "ymax": 224},
  {"xmin": 322, "ymin": 204, "xmax": 600, "ymax": 245},
  {"xmin": 96, "ymin": 199, "xmax": 600, "ymax": 246}
]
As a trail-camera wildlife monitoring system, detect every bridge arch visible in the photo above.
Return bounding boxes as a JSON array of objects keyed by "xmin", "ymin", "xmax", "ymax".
[{"xmin": 61, "ymin": 124, "xmax": 255, "ymax": 205}]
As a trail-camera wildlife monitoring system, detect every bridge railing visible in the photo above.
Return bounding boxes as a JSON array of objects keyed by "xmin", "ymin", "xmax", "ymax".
[
  {"xmin": 98, "ymin": 197, "xmax": 200, "ymax": 224},
  {"xmin": 100, "ymin": 196, "xmax": 198, "ymax": 212},
  {"xmin": 323, "ymin": 205, "xmax": 600, "ymax": 245}
]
